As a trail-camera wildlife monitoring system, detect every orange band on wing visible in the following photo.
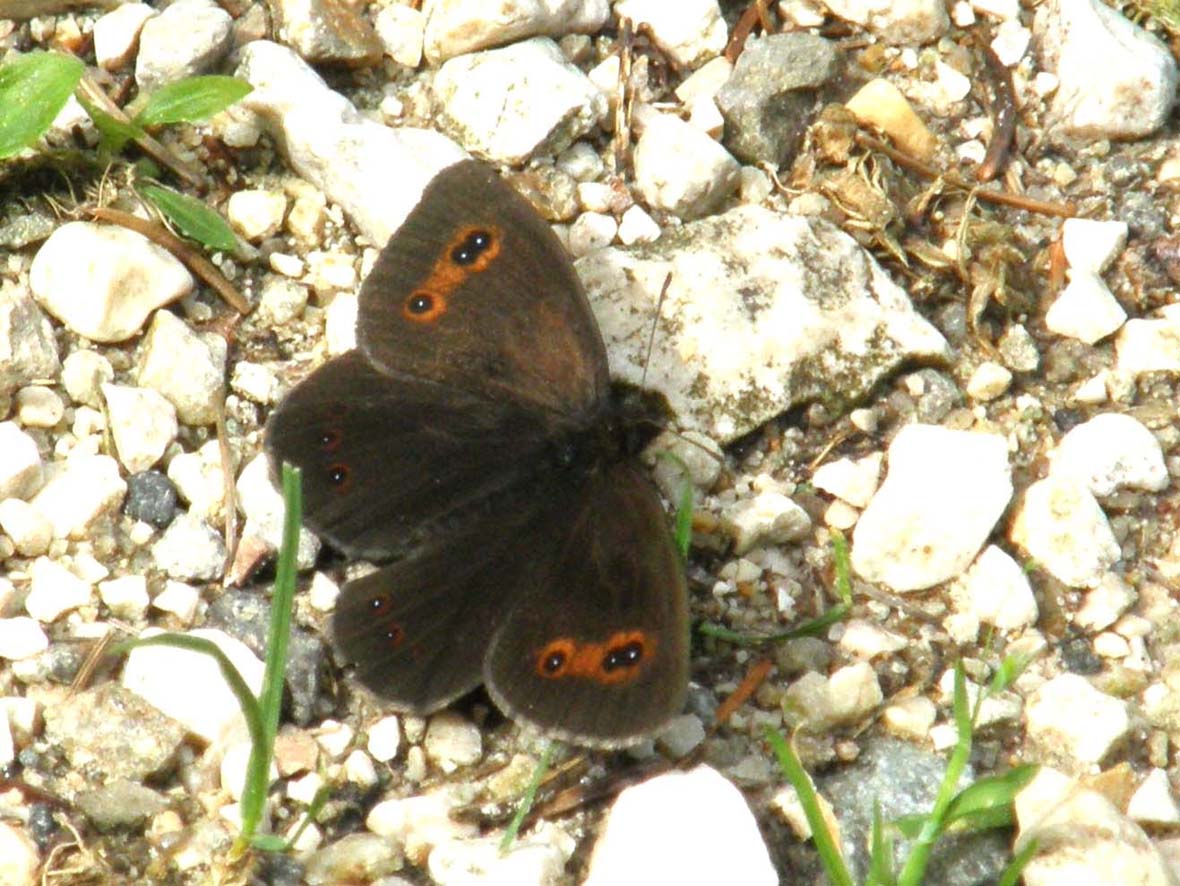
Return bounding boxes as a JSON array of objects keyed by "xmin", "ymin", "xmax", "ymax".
[
  {"xmin": 534, "ymin": 630, "xmax": 653, "ymax": 686},
  {"xmin": 401, "ymin": 224, "xmax": 503, "ymax": 324}
]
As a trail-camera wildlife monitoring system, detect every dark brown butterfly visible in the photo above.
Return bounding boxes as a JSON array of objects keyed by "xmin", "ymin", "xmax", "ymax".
[{"xmin": 265, "ymin": 160, "xmax": 688, "ymax": 747}]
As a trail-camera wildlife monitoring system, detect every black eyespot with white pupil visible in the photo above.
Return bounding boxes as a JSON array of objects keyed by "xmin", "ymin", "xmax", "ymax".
[
  {"xmin": 542, "ymin": 650, "xmax": 567, "ymax": 673},
  {"xmin": 603, "ymin": 641, "xmax": 644, "ymax": 672},
  {"xmin": 451, "ymin": 230, "xmax": 493, "ymax": 265},
  {"xmin": 406, "ymin": 292, "xmax": 434, "ymax": 315}
]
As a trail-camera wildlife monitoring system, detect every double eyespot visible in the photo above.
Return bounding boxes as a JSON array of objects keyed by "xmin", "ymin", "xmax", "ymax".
[
  {"xmin": 535, "ymin": 630, "xmax": 651, "ymax": 685},
  {"xmin": 401, "ymin": 225, "xmax": 502, "ymax": 324},
  {"xmin": 367, "ymin": 594, "xmax": 406, "ymax": 648}
]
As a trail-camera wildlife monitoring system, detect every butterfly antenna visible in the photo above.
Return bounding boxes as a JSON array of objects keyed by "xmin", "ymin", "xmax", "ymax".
[{"xmin": 641, "ymin": 272, "xmax": 672, "ymax": 388}]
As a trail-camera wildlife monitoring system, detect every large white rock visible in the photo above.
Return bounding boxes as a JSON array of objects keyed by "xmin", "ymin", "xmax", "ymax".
[
  {"xmin": 632, "ymin": 112, "xmax": 740, "ymax": 219},
  {"xmin": 30, "ymin": 455, "xmax": 126, "ymax": 540},
  {"xmin": 422, "ymin": 0, "xmax": 608, "ymax": 63},
  {"xmin": 28, "ymin": 222, "xmax": 193, "ymax": 343},
  {"xmin": 1050, "ymin": 412, "xmax": 1168, "ymax": 497},
  {"xmin": 1035, "ymin": 0, "xmax": 1177, "ymax": 143},
  {"xmin": 102, "ymin": 383, "xmax": 178, "ymax": 474},
  {"xmin": 136, "ymin": 310, "xmax": 225, "ymax": 426},
  {"xmin": 237, "ymin": 40, "xmax": 467, "ymax": 250},
  {"xmin": 852, "ymin": 425, "xmax": 1012, "ymax": 592},
  {"xmin": 585, "ymin": 766, "xmax": 776, "ymax": 885},
  {"xmin": 122, "ymin": 627, "xmax": 264, "ymax": 744},
  {"xmin": 433, "ymin": 37, "xmax": 607, "ymax": 165},
  {"xmin": 1009, "ymin": 474, "xmax": 1120, "ymax": 588}
]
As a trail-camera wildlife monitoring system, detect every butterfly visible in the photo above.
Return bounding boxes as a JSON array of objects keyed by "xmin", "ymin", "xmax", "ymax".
[{"xmin": 266, "ymin": 160, "xmax": 688, "ymax": 746}]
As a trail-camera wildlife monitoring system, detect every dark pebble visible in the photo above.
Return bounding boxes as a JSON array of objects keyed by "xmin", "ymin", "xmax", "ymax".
[{"xmin": 124, "ymin": 470, "xmax": 179, "ymax": 528}]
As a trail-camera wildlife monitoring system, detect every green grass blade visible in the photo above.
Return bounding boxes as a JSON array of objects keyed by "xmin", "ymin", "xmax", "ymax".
[
  {"xmin": 134, "ymin": 75, "xmax": 252, "ymax": 128},
  {"xmin": 866, "ymin": 801, "xmax": 896, "ymax": 886},
  {"xmin": 765, "ymin": 727, "xmax": 854, "ymax": 886},
  {"xmin": 0, "ymin": 51, "xmax": 85, "ymax": 159},
  {"xmin": 990, "ymin": 651, "xmax": 1035, "ymax": 695},
  {"xmin": 698, "ymin": 602, "xmax": 850, "ymax": 646},
  {"xmin": 940, "ymin": 765, "xmax": 1038, "ymax": 833},
  {"xmin": 500, "ymin": 741, "xmax": 557, "ymax": 853},
  {"xmin": 236, "ymin": 463, "xmax": 302, "ymax": 851},
  {"xmin": 138, "ymin": 182, "xmax": 238, "ymax": 252},
  {"xmin": 897, "ymin": 662, "xmax": 974, "ymax": 886},
  {"xmin": 998, "ymin": 838, "xmax": 1039, "ymax": 886},
  {"xmin": 830, "ymin": 528, "xmax": 852, "ymax": 604},
  {"xmin": 75, "ymin": 94, "xmax": 144, "ymax": 154}
]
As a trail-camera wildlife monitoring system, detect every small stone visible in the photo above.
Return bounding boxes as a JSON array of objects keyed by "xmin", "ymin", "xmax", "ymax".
[
  {"xmin": 837, "ymin": 620, "xmax": 907, "ymax": 658},
  {"xmin": 236, "ymin": 453, "xmax": 321, "ymax": 569},
  {"xmin": 617, "ymin": 204, "xmax": 661, "ymax": 245},
  {"xmin": 1116, "ymin": 305, "xmax": 1180, "ymax": 374},
  {"xmin": 1050, "ymin": 412, "xmax": 1167, "ymax": 496},
  {"xmin": 99, "ymin": 575, "xmax": 150, "ymax": 620},
  {"xmin": 308, "ymin": 572, "xmax": 340, "ymax": 611},
  {"xmin": 62, "ymin": 350, "xmax": 114, "ymax": 408},
  {"xmin": 655, "ymin": 714, "xmax": 706, "ymax": 758},
  {"xmin": 613, "ymin": 0, "xmax": 727, "ymax": 68},
  {"xmin": 0, "ymin": 618, "xmax": 49, "ymax": 660},
  {"xmin": 0, "ymin": 283, "xmax": 60, "ymax": 393},
  {"xmin": 825, "ymin": 0, "xmax": 948, "ymax": 43},
  {"xmin": 367, "ymin": 715, "xmax": 401, "ymax": 762},
  {"xmin": 365, "ymin": 788, "xmax": 478, "ymax": 862},
  {"xmin": 344, "ymin": 749, "xmax": 379, "ymax": 787},
  {"xmin": 93, "ymin": 2, "xmax": 155, "ymax": 70},
  {"xmin": 304, "ymin": 833, "xmax": 404, "ymax": 886},
  {"xmin": 272, "ymin": 0, "xmax": 382, "ymax": 66},
  {"xmin": 428, "ymin": 825, "xmax": 572, "ymax": 885},
  {"xmin": 1127, "ymin": 768, "xmax": 1180, "ymax": 825},
  {"xmin": 124, "ymin": 469, "xmax": 179, "ymax": 529},
  {"xmin": 828, "ymin": 662, "xmax": 884, "ymax": 723},
  {"xmin": 960, "ymin": 545, "xmax": 1037, "ymax": 630},
  {"xmin": 274, "ymin": 729, "xmax": 321, "ymax": 776},
  {"xmin": 26, "ymin": 556, "xmax": 93, "ymax": 623},
  {"xmin": 424, "ymin": 712, "xmax": 482, "ymax": 773},
  {"xmin": 152, "ymin": 513, "xmax": 226, "ymax": 581},
  {"xmin": 314, "ymin": 719, "xmax": 354, "ymax": 758},
  {"xmin": 585, "ymin": 766, "xmax": 776, "ymax": 885},
  {"xmin": 1045, "ymin": 271, "xmax": 1127, "ymax": 344},
  {"xmin": 167, "ymin": 440, "xmax": 231, "ymax": 523},
  {"xmin": 225, "ymin": 189, "xmax": 287, "ymax": 242},
  {"xmin": 136, "ymin": 0, "xmax": 233, "ymax": 92},
  {"xmin": 966, "ymin": 361, "xmax": 1012, "ymax": 400},
  {"xmin": 721, "ymin": 490, "xmax": 811, "ymax": 556},
  {"xmin": 675, "ymin": 55, "xmax": 733, "ymax": 103},
  {"xmin": 812, "ymin": 452, "xmax": 882, "ymax": 508},
  {"xmin": 0, "ymin": 499, "xmax": 52, "ymax": 557},
  {"xmin": 122, "ymin": 627, "xmax": 264, "ymax": 743},
  {"xmin": 230, "ymin": 361, "xmax": 281, "ymax": 405},
  {"xmin": 1009, "ymin": 475, "xmax": 1120, "ymax": 588},
  {"xmin": 151, "ymin": 580, "xmax": 201, "ymax": 624},
  {"xmin": 44, "ymin": 682, "xmax": 187, "ymax": 781},
  {"xmin": 15, "ymin": 386, "xmax": 64, "ymax": 428},
  {"xmin": 881, "ymin": 695, "xmax": 937, "ymax": 740},
  {"xmin": 1026, "ymin": 673, "xmax": 1130, "ymax": 765},
  {"xmin": 1062, "ymin": 218, "xmax": 1128, "ymax": 274},
  {"xmin": 136, "ymin": 310, "xmax": 226, "ymax": 426},
  {"xmin": 851, "ymin": 425, "xmax": 1012, "ymax": 592},
  {"xmin": 374, "ymin": 2, "xmax": 424, "ymax": 67},
  {"xmin": 29, "ymin": 222, "xmax": 193, "ymax": 343},
  {"xmin": 255, "ymin": 278, "xmax": 309, "ymax": 326},
  {"xmin": 567, "ymin": 211, "xmax": 616, "ymax": 257},
  {"xmin": 102, "ymin": 383, "xmax": 178, "ymax": 473},
  {"xmin": 0, "ymin": 823, "xmax": 39, "ymax": 886},
  {"xmin": 1075, "ymin": 573, "xmax": 1135, "ymax": 633},
  {"xmin": 30, "ymin": 455, "xmax": 126, "ymax": 539},
  {"xmin": 846, "ymin": 78, "xmax": 938, "ymax": 161},
  {"xmin": 77, "ymin": 780, "xmax": 169, "ymax": 832},
  {"xmin": 0, "ymin": 422, "xmax": 43, "ymax": 500},
  {"xmin": 998, "ymin": 323, "xmax": 1039, "ymax": 372},
  {"xmin": 633, "ymin": 113, "xmax": 740, "ymax": 219}
]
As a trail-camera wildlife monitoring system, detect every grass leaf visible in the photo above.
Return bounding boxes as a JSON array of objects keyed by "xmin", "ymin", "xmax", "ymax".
[
  {"xmin": 134, "ymin": 75, "xmax": 252, "ymax": 128},
  {"xmin": 765, "ymin": 727, "xmax": 854, "ymax": 886},
  {"xmin": 75, "ymin": 94, "xmax": 144, "ymax": 155},
  {"xmin": 138, "ymin": 182, "xmax": 238, "ymax": 252},
  {"xmin": 0, "ymin": 51, "xmax": 85, "ymax": 159},
  {"xmin": 235, "ymin": 463, "xmax": 302, "ymax": 853},
  {"xmin": 500, "ymin": 742, "xmax": 557, "ymax": 853}
]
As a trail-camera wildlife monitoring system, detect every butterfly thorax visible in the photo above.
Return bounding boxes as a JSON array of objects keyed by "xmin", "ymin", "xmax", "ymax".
[{"xmin": 544, "ymin": 381, "xmax": 672, "ymax": 480}]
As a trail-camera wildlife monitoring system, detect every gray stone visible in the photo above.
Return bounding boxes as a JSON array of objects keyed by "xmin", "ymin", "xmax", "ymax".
[
  {"xmin": 76, "ymin": 780, "xmax": 170, "ymax": 832},
  {"xmin": 716, "ymin": 34, "xmax": 840, "ymax": 166}
]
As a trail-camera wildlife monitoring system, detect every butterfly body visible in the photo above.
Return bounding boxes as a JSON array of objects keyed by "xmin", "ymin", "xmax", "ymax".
[{"xmin": 266, "ymin": 160, "xmax": 688, "ymax": 747}]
